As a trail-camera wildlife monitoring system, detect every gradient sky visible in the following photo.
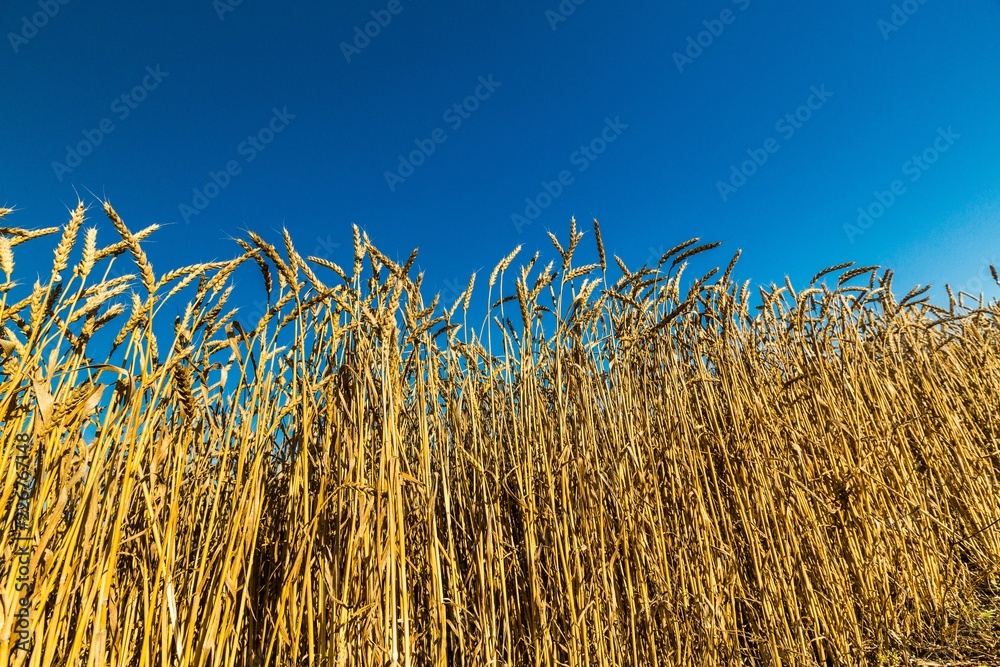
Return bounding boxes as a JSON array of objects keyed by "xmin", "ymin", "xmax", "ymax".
[{"xmin": 4, "ymin": 0, "xmax": 1000, "ymax": 323}]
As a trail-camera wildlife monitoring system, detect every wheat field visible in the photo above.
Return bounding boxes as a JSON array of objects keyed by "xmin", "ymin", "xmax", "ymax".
[{"xmin": 1, "ymin": 201, "xmax": 998, "ymax": 666}]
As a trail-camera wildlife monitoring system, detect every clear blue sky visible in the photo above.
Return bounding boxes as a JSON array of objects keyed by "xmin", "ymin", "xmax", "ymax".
[{"xmin": 4, "ymin": 0, "xmax": 1000, "ymax": 320}]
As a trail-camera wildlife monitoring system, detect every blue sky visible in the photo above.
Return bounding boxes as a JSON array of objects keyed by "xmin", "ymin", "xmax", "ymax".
[{"xmin": 4, "ymin": 0, "xmax": 1000, "ymax": 322}]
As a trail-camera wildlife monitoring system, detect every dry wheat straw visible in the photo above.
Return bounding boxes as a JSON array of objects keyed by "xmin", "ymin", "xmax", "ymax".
[{"xmin": 2, "ymin": 204, "xmax": 999, "ymax": 667}]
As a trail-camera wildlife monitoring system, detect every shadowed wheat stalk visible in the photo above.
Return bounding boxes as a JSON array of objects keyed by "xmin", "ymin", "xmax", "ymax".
[{"xmin": 1, "ymin": 201, "xmax": 999, "ymax": 666}]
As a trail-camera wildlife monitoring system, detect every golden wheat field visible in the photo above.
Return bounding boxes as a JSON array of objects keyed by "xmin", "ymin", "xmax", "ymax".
[{"xmin": 1, "ymin": 200, "xmax": 999, "ymax": 666}]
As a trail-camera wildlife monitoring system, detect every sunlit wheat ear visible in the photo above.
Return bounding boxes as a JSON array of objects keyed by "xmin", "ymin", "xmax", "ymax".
[
  {"xmin": 111, "ymin": 292, "xmax": 145, "ymax": 350},
  {"xmin": 307, "ymin": 255, "xmax": 349, "ymax": 285},
  {"xmin": 592, "ymin": 218, "xmax": 606, "ymax": 274},
  {"xmin": 564, "ymin": 216, "xmax": 584, "ymax": 269},
  {"xmin": 488, "ymin": 245, "xmax": 521, "ymax": 288},
  {"xmin": 654, "ymin": 236, "xmax": 699, "ymax": 269},
  {"xmin": 809, "ymin": 261, "xmax": 854, "ymax": 286},
  {"xmin": 236, "ymin": 239, "xmax": 273, "ymax": 300},
  {"xmin": 74, "ymin": 227, "xmax": 98, "ymax": 278},
  {"xmin": 837, "ymin": 265, "xmax": 879, "ymax": 286},
  {"xmin": 104, "ymin": 201, "xmax": 156, "ymax": 294},
  {"xmin": 0, "ymin": 227, "xmax": 28, "ymax": 244},
  {"xmin": 721, "ymin": 249, "xmax": 741, "ymax": 284},
  {"xmin": 89, "ymin": 301, "xmax": 125, "ymax": 335},
  {"xmin": 204, "ymin": 257, "xmax": 247, "ymax": 295},
  {"xmin": 69, "ymin": 282, "xmax": 130, "ymax": 324},
  {"xmin": 8, "ymin": 227, "xmax": 61, "ymax": 249},
  {"xmin": 462, "ymin": 272, "xmax": 476, "ymax": 312},
  {"xmin": 546, "ymin": 231, "xmax": 565, "ymax": 266},
  {"xmin": 351, "ymin": 223, "xmax": 364, "ymax": 283},
  {"xmin": 365, "ymin": 243, "xmax": 398, "ymax": 278},
  {"xmin": 93, "ymin": 224, "xmax": 159, "ymax": 265},
  {"xmin": 199, "ymin": 285, "xmax": 233, "ymax": 334},
  {"xmin": 282, "ymin": 226, "xmax": 320, "ymax": 289},
  {"xmin": 248, "ymin": 230, "xmax": 296, "ymax": 289},
  {"xmin": 613, "ymin": 254, "xmax": 631, "ymax": 279},
  {"xmin": 283, "ymin": 228, "xmax": 323, "ymax": 291},
  {"xmin": 671, "ymin": 241, "xmax": 722, "ymax": 269},
  {"xmin": 564, "ymin": 263, "xmax": 599, "ymax": 283},
  {"xmin": 52, "ymin": 200, "xmax": 85, "ymax": 277},
  {"xmin": 0, "ymin": 236, "xmax": 13, "ymax": 277}
]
